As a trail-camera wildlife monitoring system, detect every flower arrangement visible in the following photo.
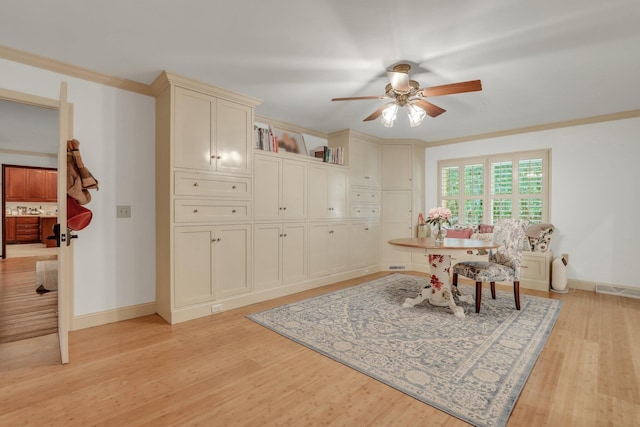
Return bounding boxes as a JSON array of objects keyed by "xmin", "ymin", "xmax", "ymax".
[{"xmin": 426, "ymin": 207, "xmax": 452, "ymax": 242}]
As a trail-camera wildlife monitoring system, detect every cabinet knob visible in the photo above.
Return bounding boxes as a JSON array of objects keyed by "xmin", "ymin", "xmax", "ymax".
[
  {"xmin": 217, "ymin": 238, "xmax": 221, "ymax": 242},
  {"xmin": 232, "ymin": 185, "xmax": 237, "ymax": 189},
  {"xmin": 232, "ymin": 209, "xmax": 237, "ymax": 213},
  {"xmin": 193, "ymin": 209, "xmax": 198, "ymax": 213},
  {"xmin": 284, "ymin": 233, "xmax": 287, "ymax": 237},
  {"xmin": 357, "ymin": 193, "xmax": 361, "ymax": 197},
  {"xmin": 193, "ymin": 182, "xmax": 199, "ymax": 187},
  {"xmin": 329, "ymin": 230, "xmax": 334, "ymax": 234},
  {"xmin": 364, "ymin": 227, "xmax": 369, "ymax": 231},
  {"xmin": 365, "ymin": 176, "xmax": 369, "ymax": 179},
  {"xmin": 357, "ymin": 209, "xmax": 361, "ymax": 213},
  {"xmin": 217, "ymin": 155, "xmax": 222, "ymax": 160},
  {"xmin": 283, "ymin": 207, "xmax": 287, "ymax": 210}
]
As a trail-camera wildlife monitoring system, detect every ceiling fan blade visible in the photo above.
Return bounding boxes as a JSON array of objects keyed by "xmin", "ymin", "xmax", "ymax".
[
  {"xmin": 420, "ymin": 80, "xmax": 482, "ymax": 97},
  {"xmin": 331, "ymin": 95, "xmax": 389, "ymax": 101},
  {"xmin": 363, "ymin": 105, "xmax": 387, "ymax": 122},
  {"xmin": 414, "ymin": 99, "xmax": 446, "ymax": 118},
  {"xmin": 387, "ymin": 71, "xmax": 410, "ymax": 93}
]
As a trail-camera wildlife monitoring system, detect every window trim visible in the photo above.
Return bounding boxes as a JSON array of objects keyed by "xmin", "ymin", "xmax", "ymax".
[{"xmin": 437, "ymin": 149, "xmax": 550, "ymax": 225}]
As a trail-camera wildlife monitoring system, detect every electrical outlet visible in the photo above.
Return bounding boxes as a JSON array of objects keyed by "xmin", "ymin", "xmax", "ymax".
[
  {"xmin": 116, "ymin": 205, "xmax": 131, "ymax": 218},
  {"xmin": 211, "ymin": 304, "xmax": 222, "ymax": 313}
]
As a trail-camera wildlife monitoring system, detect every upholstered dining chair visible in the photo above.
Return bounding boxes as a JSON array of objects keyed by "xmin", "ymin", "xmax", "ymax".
[{"xmin": 452, "ymin": 219, "xmax": 530, "ymax": 314}]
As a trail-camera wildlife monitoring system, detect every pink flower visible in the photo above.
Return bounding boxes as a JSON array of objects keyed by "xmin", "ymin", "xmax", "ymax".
[{"xmin": 426, "ymin": 207, "xmax": 452, "ymax": 224}]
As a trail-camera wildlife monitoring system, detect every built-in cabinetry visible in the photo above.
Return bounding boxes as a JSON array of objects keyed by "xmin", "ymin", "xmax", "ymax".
[
  {"xmin": 308, "ymin": 221, "xmax": 349, "ymax": 278},
  {"xmin": 520, "ymin": 251, "xmax": 553, "ymax": 291},
  {"xmin": 5, "ymin": 217, "xmax": 16, "ymax": 243},
  {"xmin": 15, "ymin": 216, "xmax": 40, "ymax": 243},
  {"xmin": 308, "ymin": 164, "xmax": 347, "ymax": 220},
  {"xmin": 5, "ymin": 166, "xmax": 58, "ymax": 202},
  {"xmin": 381, "ymin": 144, "xmax": 415, "ymax": 268},
  {"xmin": 152, "ymin": 71, "xmax": 260, "ymax": 324},
  {"xmin": 253, "ymin": 151, "xmax": 308, "ymax": 291},
  {"xmin": 254, "ymin": 153, "xmax": 307, "ymax": 221}
]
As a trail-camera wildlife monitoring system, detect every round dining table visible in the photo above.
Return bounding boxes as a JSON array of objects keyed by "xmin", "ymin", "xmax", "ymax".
[{"xmin": 388, "ymin": 237, "xmax": 499, "ymax": 318}]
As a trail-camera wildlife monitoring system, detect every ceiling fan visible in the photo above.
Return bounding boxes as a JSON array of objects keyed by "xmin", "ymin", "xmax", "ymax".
[{"xmin": 331, "ymin": 64, "xmax": 482, "ymax": 127}]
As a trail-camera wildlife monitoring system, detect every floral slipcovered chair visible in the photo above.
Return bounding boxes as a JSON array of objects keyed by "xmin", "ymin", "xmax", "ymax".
[{"xmin": 451, "ymin": 219, "xmax": 530, "ymax": 313}]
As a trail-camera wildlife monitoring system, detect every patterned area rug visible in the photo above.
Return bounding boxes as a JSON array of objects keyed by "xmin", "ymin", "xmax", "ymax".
[{"xmin": 247, "ymin": 274, "xmax": 562, "ymax": 427}]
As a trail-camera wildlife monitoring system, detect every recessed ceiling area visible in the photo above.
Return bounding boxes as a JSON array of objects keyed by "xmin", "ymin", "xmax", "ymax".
[{"xmin": 1, "ymin": 1, "xmax": 639, "ymax": 143}]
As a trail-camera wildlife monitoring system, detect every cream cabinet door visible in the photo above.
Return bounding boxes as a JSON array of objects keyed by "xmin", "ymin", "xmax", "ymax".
[
  {"xmin": 350, "ymin": 221, "xmax": 381, "ymax": 268},
  {"xmin": 174, "ymin": 87, "xmax": 215, "ymax": 171},
  {"xmin": 309, "ymin": 222, "xmax": 330, "ymax": 277},
  {"xmin": 216, "ymin": 98, "xmax": 252, "ymax": 175},
  {"xmin": 309, "ymin": 165, "xmax": 329, "ymax": 219},
  {"xmin": 254, "ymin": 156, "xmax": 281, "ymax": 220},
  {"xmin": 382, "ymin": 191, "xmax": 412, "ymax": 222},
  {"xmin": 282, "ymin": 222, "xmax": 307, "ymax": 284},
  {"xmin": 382, "ymin": 144, "xmax": 413, "ymax": 189},
  {"xmin": 281, "ymin": 159, "xmax": 307, "ymax": 220},
  {"xmin": 328, "ymin": 222, "xmax": 349, "ymax": 273},
  {"xmin": 364, "ymin": 142, "xmax": 381, "ymax": 188},
  {"xmin": 327, "ymin": 166, "xmax": 347, "ymax": 219},
  {"xmin": 174, "ymin": 227, "xmax": 215, "ymax": 307},
  {"xmin": 215, "ymin": 224, "xmax": 251, "ymax": 298},
  {"xmin": 349, "ymin": 137, "xmax": 366, "ymax": 186},
  {"xmin": 382, "ymin": 221, "xmax": 413, "ymax": 265},
  {"xmin": 253, "ymin": 223, "xmax": 282, "ymax": 291}
]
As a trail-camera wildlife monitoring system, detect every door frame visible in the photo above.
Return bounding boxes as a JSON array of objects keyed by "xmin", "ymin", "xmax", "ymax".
[{"xmin": 0, "ymin": 86, "xmax": 74, "ymax": 362}]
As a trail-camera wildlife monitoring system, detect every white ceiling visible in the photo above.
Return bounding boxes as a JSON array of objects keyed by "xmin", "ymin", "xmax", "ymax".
[{"xmin": 2, "ymin": 0, "xmax": 640, "ymax": 144}]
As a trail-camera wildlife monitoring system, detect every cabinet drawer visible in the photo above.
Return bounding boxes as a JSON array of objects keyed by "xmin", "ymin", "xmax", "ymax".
[
  {"xmin": 350, "ymin": 188, "xmax": 380, "ymax": 203},
  {"xmin": 350, "ymin": 205, "xmax": 380, "ymax": 219},
  {"xmin": 175, "ymin": 172, "xmax": 251, "ymax": 199},
  {"xmin": 175, "ymin": 199, "xmax": 251, "ymax": 223},
  {"xmin": 17, "ymin": 216, "xmax": 40, "ymax": 224}
]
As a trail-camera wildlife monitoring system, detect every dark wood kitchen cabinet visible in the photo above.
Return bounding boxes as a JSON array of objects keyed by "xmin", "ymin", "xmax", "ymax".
[
  {"xmin": 5, "ymin": 166, "xmax": 58, "ymax": 202},
  {"xmin": 5, "ymin": 217, "xmax": 17, "ymax": 243},
  {"xmin": 16, "ymin": 216, "xmax": 40, "ymax": 243}
]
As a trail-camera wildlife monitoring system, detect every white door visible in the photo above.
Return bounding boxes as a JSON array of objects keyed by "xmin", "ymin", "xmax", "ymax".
[{"xmin": 57, "ymin": 82, "xmax": 71, "ymax": 364}]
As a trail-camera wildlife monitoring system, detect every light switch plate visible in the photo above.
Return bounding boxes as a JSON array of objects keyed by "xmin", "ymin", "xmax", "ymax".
[{"xmin": 116, "ymin": 205, "xmax": 131, "ymax": 218}]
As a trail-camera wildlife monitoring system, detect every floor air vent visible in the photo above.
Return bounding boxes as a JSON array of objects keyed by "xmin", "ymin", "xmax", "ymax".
[{"xmin": 596, "ymin": 284, "xmax": 640, "ymax": 299}]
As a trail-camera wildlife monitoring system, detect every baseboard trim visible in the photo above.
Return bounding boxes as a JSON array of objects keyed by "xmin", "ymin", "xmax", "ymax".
[
  {"xmin": 567, "ymin": 279, "xmax": 596, "ymax": 292},
  {"xmin": 72, "ymin": 302, "xmax": 156, "ymax": 331}
]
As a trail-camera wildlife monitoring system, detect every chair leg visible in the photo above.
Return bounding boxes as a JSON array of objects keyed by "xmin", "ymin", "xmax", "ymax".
[
  {"xmin": 490, "ymin": 282, "xmax": 496, "ymax": 299},
  {"xmin": 514, "ymin": 281, "xmax": 521, "ymax": 310},
  {"xmin": 452, "ymin": 273, "xmax": 458, "ymax": 285},
  {"xmin": 475, "ymin": 282, "xmax": 482, "ymax": 313}
]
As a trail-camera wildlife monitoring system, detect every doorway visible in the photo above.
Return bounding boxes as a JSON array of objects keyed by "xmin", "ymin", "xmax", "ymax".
[{"xmin": 0, "ymin": 92, "xmax": 71, "ymax": 365}]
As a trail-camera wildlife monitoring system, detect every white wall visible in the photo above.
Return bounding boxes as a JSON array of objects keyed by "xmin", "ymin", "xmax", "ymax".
[
  {"xmin": 425, "ymin": 117, "xmax": 640, "ymax": 288},
  {"xmin": 1, "ymin": 58, "xmax": 157, "ymax": 316}
]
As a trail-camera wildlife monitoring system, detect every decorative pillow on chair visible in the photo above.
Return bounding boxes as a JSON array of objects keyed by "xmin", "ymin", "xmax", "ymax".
[
  {"xmin": 525, "ymin": 224, "xmax": 554, "ymax": 252},
  {"xmin": 479, "ymin": 224, "xmax": 495, "ymax": 233}
]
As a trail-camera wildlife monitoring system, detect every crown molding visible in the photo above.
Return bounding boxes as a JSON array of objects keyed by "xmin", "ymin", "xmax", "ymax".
[
  {"xmin": 0, "ymin": 44, "xmax": 153, "ymax": 96},
  {"xmin": 427, "ymin": 109, "xmax": 640, "ymax": 146}
]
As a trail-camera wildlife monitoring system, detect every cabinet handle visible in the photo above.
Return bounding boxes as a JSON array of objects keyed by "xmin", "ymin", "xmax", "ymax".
[
  {"xmin": 232, "ymin": 185, "xmax": 237, "ymax": 189},
  {"xmin": 217, "ymin": 155, "xmax": 222, "ymax": 160},
  {"xmin": 364, "ymin": 227, "xmax": 369, "ymax": 231},
  {"xmin": 283, "ymin": 207, "xmax": 287, "ymax": 210},
  {"xmin": 329, "ymin": 230, "xmax": 334, "ymax": 234},
  {"xmin": 365, "ymin": 176, "xmax": 369, "ymax": 179},
  {"xmin": 217, "ymin": 238, "xmax": 221, "ymax": 242},
  {"xmin": 357, "ymin": 209, "xmax": 361, "ymax": 213},
  {"xmin": 193, "ymin": 182, "xmax": 199, "ymax": 187},
  {"xmin": 357, "ymin": 193, "xmax": 361, "ymax": 197},
  {"xmin": 284, "ymin": 233, "xmax": 287, "ymax": 237},
  {"xmin": 279, "ymin": 234, "xmax": 283, "ymax": 237},
  {"xmin": 193, "ymin": 209, "xmax": 198, "ymax": 213},
  {"xmin": 212, "ymin": 238, "xmax": 221, "ymax": 242},
  {"xmin": 232, "ymin": 209, "xmax": 237, "ymax": 213}
]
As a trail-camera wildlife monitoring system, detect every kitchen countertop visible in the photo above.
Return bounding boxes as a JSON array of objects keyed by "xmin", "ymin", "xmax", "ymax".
[{"xmin": 6, "ymin": 214, "xmax": 58, "ymax": 218}]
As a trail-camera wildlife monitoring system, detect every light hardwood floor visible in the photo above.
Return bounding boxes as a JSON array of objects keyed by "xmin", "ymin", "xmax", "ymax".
[{"xmin": 1, "ymin": 271, "xmax": 639, "ymax": 426}]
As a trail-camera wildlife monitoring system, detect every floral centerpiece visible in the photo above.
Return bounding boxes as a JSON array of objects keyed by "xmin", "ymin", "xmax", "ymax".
[{"xmin": 426, "ymin": 207, "xmax": 452, "ymax": 242}]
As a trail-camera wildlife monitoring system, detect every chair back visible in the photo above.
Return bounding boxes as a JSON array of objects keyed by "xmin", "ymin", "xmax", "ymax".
[{"xmin": 489, "ymin": 219, "xmax": 530, "ymax": 278}]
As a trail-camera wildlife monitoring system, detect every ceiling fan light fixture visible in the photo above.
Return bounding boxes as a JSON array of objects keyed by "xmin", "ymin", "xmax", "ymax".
[
  {"xmin": 407, "ymin": 102, "xmax": 427, "ymax": 127},
  {"xmin": 381, "ymin": 102, "xmax": 399, "ymax": 127}
]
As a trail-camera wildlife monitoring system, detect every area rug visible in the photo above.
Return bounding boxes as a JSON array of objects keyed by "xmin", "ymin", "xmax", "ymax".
[{"xmin": 247, "ymin": 274, "xmax": 562, "ymax": 427}]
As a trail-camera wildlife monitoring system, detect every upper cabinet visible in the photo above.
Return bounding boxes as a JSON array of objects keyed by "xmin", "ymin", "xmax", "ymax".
[
  {"xmin": 174, "ymin": 86, "xmax": 254, "ymax": 175},
  {"xmin": 328, "ymin": 130, "xmax": 381, "ymax": 188},
  {"xmin": 382, "ymin": 144, "xmax": 413, "ymax": 190},
  {"xmin": 254, "ymin": 152, "xmax": 307, "ymax": 221},
  {"xmin": 5, "ymin": 166, "xmax": 57, "ymax": 202}
]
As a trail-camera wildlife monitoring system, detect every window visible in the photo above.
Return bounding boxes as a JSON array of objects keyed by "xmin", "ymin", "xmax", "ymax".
[{"xmin": 438, "ymin": 149, "xmax": 549, "ymax": 225}]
